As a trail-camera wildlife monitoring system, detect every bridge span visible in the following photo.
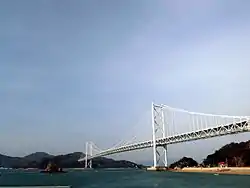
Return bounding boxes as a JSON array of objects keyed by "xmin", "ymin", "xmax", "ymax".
[{"xmin": 79, "ymin": 103, "xmax": 250, "ymax": 168}]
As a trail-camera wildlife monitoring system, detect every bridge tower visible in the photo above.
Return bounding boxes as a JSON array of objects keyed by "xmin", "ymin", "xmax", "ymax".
[
  {"xmin": 151, "ymin": 102, "xmax": 168, "ymax": 168},
  {"xmin": 84, "ymin": 142, "xmax": 93, "ymax": 168}
]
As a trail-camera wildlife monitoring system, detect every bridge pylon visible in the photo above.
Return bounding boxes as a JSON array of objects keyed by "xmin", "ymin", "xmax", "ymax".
[
  {"xmin": 152, "ymin": 102, "xmax": 168, "ymax": 168},
  {"xmin": 84, "ymin": 141, "xmax": 93, "ymax": 168}
]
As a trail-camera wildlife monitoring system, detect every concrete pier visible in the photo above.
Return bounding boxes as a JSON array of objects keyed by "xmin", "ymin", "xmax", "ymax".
[{"xmin": 146, "ymin": 166, "xmax": 168, "ymax": 171}]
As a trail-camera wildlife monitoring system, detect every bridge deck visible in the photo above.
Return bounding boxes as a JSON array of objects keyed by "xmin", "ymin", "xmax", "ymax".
[{"xmin": 79, "ymin": 121, "xmax": 250, "ymax": 161}]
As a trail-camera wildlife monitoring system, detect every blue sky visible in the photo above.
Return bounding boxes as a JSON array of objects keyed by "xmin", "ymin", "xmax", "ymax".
[{"xmin": 1, "ymin": 0, "xmax": 250, "ymax": 163}]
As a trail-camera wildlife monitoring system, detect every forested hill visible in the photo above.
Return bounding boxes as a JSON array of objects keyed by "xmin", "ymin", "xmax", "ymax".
[
  {"xmin": 169, "ymin": 157, "xmax": 198, "ymax": 168},
  {"xmin": 0, "ymin": 152, "xmax": 144, "ymax": 169},
  {"xmin": 203, "ymin": 140, "xmax": 250, "ymax": 167},
  {"xmin": 169, "ymin": 140, "xmax": 250, "ymax": 168}
]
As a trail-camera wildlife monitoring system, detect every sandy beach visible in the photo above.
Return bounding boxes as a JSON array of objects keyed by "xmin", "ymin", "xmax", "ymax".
[{"xmin": 172, "ymin": 167, "xmax": 250, "ymax": 175}]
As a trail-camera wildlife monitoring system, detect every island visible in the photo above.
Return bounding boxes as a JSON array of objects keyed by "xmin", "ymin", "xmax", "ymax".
[
  {"xmin": 169, "ymin": 157, "xmax": 198, "ymax": 169},
  {"xmin": 40, "ymin": 162, "xmax": 66, "ymax": 173}
]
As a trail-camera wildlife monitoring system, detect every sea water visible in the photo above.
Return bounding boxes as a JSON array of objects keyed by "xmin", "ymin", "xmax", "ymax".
[{"xmin": 0, "ymin": 169, "xmax": 249, "ymax": 188}]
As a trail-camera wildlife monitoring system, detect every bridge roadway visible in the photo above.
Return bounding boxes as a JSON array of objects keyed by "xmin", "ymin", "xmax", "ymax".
[{"xmin": 79, "ymin": 120, "xmax": 250, "ymax": 161}]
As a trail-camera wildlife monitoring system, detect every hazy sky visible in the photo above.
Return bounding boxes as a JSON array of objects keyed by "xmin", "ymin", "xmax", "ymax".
[{"xmin": 1, "ymin": 0, "xmax": 250, "ymax": 163}]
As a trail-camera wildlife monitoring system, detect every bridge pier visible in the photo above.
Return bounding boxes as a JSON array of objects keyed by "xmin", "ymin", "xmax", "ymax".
[{"xmin": 163, "ymin": 145, "xmax": 168, "ymax": 167}]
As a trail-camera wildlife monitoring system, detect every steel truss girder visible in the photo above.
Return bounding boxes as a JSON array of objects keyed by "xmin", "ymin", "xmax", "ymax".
[{"xmin": 83, "ymin": 120, "xmax": 250, "ymax": 160}]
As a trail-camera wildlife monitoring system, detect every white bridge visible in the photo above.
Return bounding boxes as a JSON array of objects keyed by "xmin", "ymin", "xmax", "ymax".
[{"xmin": 79, "ymin": 103, "xmax": 250, "ymax": 168}]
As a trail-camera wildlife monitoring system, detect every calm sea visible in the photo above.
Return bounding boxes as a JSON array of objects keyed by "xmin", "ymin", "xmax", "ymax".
[{"xmin": 0, "ymin": 169, "xmax": 249, "ymax": 188}]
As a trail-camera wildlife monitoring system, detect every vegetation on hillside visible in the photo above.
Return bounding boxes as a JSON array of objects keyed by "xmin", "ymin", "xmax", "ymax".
[
  {"xmin": 170, "ymin": 140, "xmax": 250, "ymax": 168},
  {"xmin": 203, "ymin": 140, "xmax": 250, "ymax": 167},
  {"xmin": 169, "ymin": 157, "xmax": 198, "ymax": 169},
  {"xmin": 0, "ymin": 152, "xmax": 144, "ymax": 169}
]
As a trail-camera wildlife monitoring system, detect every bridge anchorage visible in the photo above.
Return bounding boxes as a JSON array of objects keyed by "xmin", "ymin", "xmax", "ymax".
[{"xmin": 79, "ymin": 102, "xmax": 250, "ymax": 170}]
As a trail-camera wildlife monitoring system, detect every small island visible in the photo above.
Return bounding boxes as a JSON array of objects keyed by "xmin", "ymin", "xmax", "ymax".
[
  {"xmin": 169, "ymin": 157, "xmax": 198, "ymax": 169},
  {"xmin": 40, "ymin": 162, "xmax": 66, "ymax": 173}
]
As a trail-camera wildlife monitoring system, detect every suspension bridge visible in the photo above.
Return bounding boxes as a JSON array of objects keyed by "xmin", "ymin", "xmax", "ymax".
[{"xmin": 78, "ymin": 102, "xmax": 250, "ymax": 169}]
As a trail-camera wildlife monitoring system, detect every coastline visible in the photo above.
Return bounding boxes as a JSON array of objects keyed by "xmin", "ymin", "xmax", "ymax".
[{"xmin": 171, "ymin": 167, "xmax": 250, "ymax": 175}]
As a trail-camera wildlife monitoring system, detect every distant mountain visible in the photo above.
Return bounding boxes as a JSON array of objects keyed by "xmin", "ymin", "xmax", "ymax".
[
  {"xmin": 0, "ymin": 152, "xmax": 144, "ymax": 169},
  {"xmin": 203, "ymin": 140, "xmax": 250, "ymax": 167},
  {"xmin": 0, "ymin": 154, "xmax": 23, "ymax": 168},
  {"xmin": 24, "ymin": 152, "xmax": 53, "ymax": 161},
  {"xmin": 40, "ymin": 152, "xmax": 85, "ymax": 169},
  {"xmin": 92, "ymin": 157, "xmax": 142, "ymax": 169}
]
